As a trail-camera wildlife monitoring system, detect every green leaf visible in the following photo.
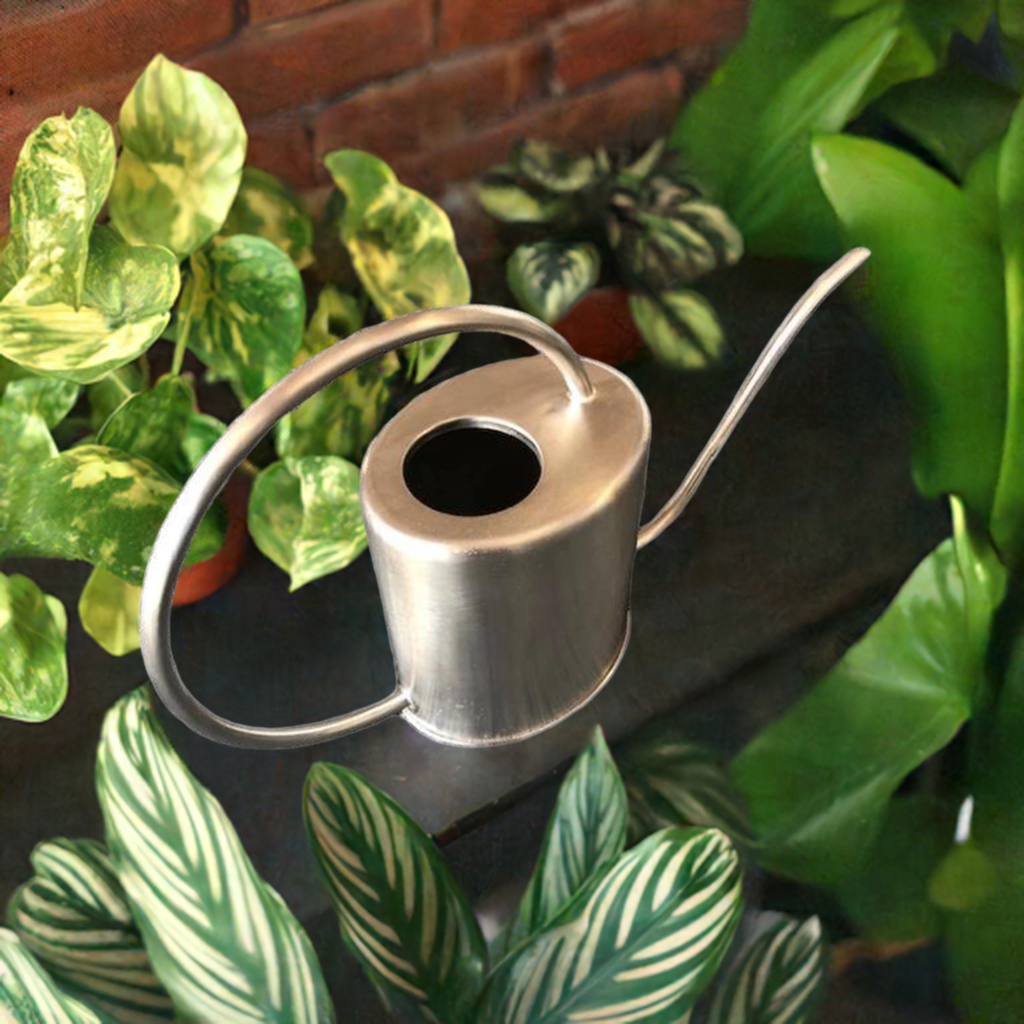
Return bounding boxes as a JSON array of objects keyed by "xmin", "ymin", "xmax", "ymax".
[
  {"xmin": 0, "ymin": 927, "xmax": 118, "ymax": 1023},
  {"xmin": 731, "ymin": 525, "xmax": 1005, "ymax": 888},
  {"xmin": 707, "ymin": 913, "xmax": 827, "ymax": 1024},
  {"xmin": 110, "ymin": 55, "xmax": 246, "ymax": 260},
  {"xmin": 219, "ymin": 167, "xmax": 314, "ymax": 270},
  {"xmin": 304, "ymin": 762, "xmax": 487, "ymax": 1024},
  {"xmin": 475, "ymin": 175, "xmax": 569, "ymax": 224},
  {"xmin": 0, "ymin": 407, "xmax": 58, "ymax": 542},
  {"xmin": 78, "ymin": 567, "xmax": 141, "ymax": 657},
  {"xmin": 512, "ymin": 140, "xmax": 597, "ymax": 193},
  {"xmin": 248, "ymin": 456, "xmax": 366, "ymax": 590},
  {"xmin": 325, "ymin": 149, "xmax": 471, "ymax": 383},
  {"xmin": 182, "ymin": 409, "xmax": 226, "ymax": 472},
  {"xmin": 629, "ymin": 288, "xmax": 727, "ymax": 369},
  {"xmin": 479, "ymin": 828, "xmax": 743, "ymax": 1024},
  {"xmin": 96, "ymin": 688, "xmax": 335, "ymax": 1024},
  {"xmin": 182, "ymin": 234, "xmax": 306, "ymax": 406},
  {"xmin": 618, "ymin": 734, "xmax": 753, "ymax": 846},
  {"xmin": 930, "ymin": 839, "xmax": 998, "ymax": 911},
  {"xmin": 499, "ymin": 727, "xmax": 627, "ymax": 958},
  {"xmin": 87, "ymin": 363, "xmax": 146, "ymax": 433},
  {"xmin": 0, "ymin": 571, "xmax": 67, "ymax": 722},
  {"xmin": 813, "ymin": 133, "xmax": 1007, "ymax": 522},
  {"xmin": 9, "ymin": 838, "xmax": 173, "ymax": 1022},
  {"xmin": 1, "ymin": 375, "xmax": 80, "ymax": 428},
  {"xmin": 507, "ymin": 241, "xmax": 599, "ymax": 325}
]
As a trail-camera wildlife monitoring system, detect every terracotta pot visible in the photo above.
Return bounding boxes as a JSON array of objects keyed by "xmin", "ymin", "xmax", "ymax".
[
  {"xmin": 172, "ymin": 469, "xmax": 252, "ymax": 607},
  {"xmin": 553, "ymin": 286, "xmax": 646, "ymax": 367}
]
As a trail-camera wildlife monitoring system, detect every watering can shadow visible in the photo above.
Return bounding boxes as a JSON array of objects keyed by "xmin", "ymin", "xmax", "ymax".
[{"xmin": 140, "ymin": 248, "xmax": 870, "ymax": 750}]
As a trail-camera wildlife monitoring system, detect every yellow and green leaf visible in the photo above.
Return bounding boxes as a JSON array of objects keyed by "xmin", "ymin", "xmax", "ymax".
[
  {"xmin": 506, "ymin": 240, "xmax": 599, "ymax": 325},
  {"xmin": 629, "ymin": 287, "xmax": 728, "ymax": 369},
  {"xmin": 78, "ymin": 567, "xmax": 142, "ymax": 658}
]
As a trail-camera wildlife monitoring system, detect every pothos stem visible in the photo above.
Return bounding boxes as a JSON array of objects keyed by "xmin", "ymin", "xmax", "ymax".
[{"xmin": 170, "ymin": 255, "xmax": 200, "ymax": 378}]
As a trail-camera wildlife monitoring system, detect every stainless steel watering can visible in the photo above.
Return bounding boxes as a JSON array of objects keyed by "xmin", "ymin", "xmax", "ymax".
[{"xmin": 140, "ymin": 249, "xmax": 869, "ymax": 749}]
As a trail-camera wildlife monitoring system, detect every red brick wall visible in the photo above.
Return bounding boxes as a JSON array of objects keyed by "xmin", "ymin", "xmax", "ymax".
[{"xmin": 0, "ymin": 0, "xmax": 749, "ymax": 236}]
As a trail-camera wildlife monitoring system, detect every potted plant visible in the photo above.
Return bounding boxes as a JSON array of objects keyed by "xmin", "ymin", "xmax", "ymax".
[{"xmin": 475, "ymin": 138, "xmax": 743, "ymax": 368}]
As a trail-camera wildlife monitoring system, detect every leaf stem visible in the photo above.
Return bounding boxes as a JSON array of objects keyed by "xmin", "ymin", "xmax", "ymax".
[{"xmin": 171, "ymin": 256, "xmax": 199, "ymax": 378}]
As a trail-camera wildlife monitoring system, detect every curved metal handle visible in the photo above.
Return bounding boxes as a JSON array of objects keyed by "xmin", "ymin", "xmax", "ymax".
[
  {"xmin": 636, "ymin": 247, "xmax": 871, "ymax": 549},
  {"xmin": 140, "ymin": 305, "xmax": 594, "ymax": 749}
]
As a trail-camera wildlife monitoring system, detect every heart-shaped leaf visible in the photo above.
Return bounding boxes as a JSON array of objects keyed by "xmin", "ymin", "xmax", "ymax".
[
  {"xmin": 96, "ymin": 689, "xmax": 336, "ymax": 1024},
  {"xmin": 9, "ymin": 838, "xmax": 173, "ymax": 1022},
  {"xmin": 182, "ymin": 234, "xmax": 305, "ymax": 406},
  {"xmin": 629, "ymin": 288, "xmax": 727, "ymax": 369},
  {"xmin": 78, "ymin": 567, "xmax": 141, "ymax": 658},
  {"xmin": 478, "ymin": 827, "xmax": 743, "ymax": 1024},
  {"xmin": 248, "ymin": 456, "xmax": 366, "ymax": 590},
  {"xmin": 507, "ymin": 240, "xmax": 599, "ymax": 325},
  {"xmin": 1, "ymin": 375, "xmax": 80, "ymax": 428},
  {"xmin": 304, "ymin": 762, "xmax": 488, "ymax": 1024},
  {"xmin": 325, "ymin": 149, "xmax": 471, "ymax": 383},
  {"xmin": 0, "ymin": 571, "xmax": 67, "ymax": 722},
  {"xmin": 0, "ymin": 407, "xmax": 57, "ymax": 544},
  {"xmin": 110, "ymin": 55, "xmax": 246, "ymax": 259}
]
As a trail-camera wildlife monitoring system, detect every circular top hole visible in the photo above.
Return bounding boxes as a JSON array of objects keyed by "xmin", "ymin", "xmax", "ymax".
[{"xmin": 403, "ymin": 423, "xmax": 541, "ymax": 516}]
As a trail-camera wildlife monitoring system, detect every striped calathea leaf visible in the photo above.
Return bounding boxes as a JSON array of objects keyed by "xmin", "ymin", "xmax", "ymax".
[
  {"xmin": 513, "ymin": 139, "xmax": 598, "ymax": 194},
  {"xmin": 0, "ymin": 927, "xmax": 118, "ymax": 1024},
  {"xmin": 496, "ymin": 727, "xmax": 628, "ymax": 959},
  {"xmin": 706, "ymin": 912, "xmax": 827, "ymax": 1024},
  {"xmin": 507, "ymin": 240, "xmax": 600, "ymax": 325},
  {"xmin": 181, "ymin": 233, "xmax": 306, "ymax": 407},
  {"xmin": 478, "ymin": 827, "xmax": 744, "ymax": 1024},
  {"xmin": 96, "ymin": 689, "xmax": 335, "ymax": 1023},
  {"xmin": 110, "ymin": 54, "xmax": 246, "ymax": 260},
  {"xmin": 629, "ymin": 288, "xmax": 728, "ymax": 369},
  {"xmin": 325, "ymin": 148, "xmax": 471, "ymax": 383},
  {"xmin": 8, "ymin": 838, "xmax": 173, "ymax": 1022},
  {"xmin": 475, "ymin": 170, "xmax": 570, "ymax": 225},
  {"xmin": 248, "ymin": 455, "xmax": 366, "ymax": 590},
  {"xmin": 303, "ymin": 762, "xmax": 488, "ymax": 1024},
  {"xmin": 219, "ymin": 167, "xmax": 314, "ymax": 270},
  {"xmin": 0, "ymin": 571, "xmax": 67, "ymax": 722}
]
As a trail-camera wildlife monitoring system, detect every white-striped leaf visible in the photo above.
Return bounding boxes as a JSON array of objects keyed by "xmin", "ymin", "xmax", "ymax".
[
  {"xmin": 181, "ymin": 234, "xmax": 306, "ymax": 407},
  {"xmin": 707, "ymin": 913, "xmax": 827, "ymax": 1024},
  {"xmin": 513, "ymin": 140, "xmax": 597, "ymax": 194},
  {"xmin": 0, "ymin": 927, "xmax": 118, "ymax": 1023},
  {"xmin": 478, "ymin": 827, "xmax": 743, "ymax": 1024},
  {"xmin": 497, "ymin": 727, "xmax": 627, "ymax": 957},
  {"xmin": 9, "ymin": 838, "xmax": 173, "ymax": 1023},
  {"xmin": 629, "ymin": 288, "xmax": 728, "ymax": 370},
  {"xmin": 110, "ymin": 55, "xmax": 246, "ymax": 260},
  {"xmin": 304, "ymin": 762, "xmax": 488, "ymax": 1024},
  {"xmin": 95, "ymin": 688, "xmax": 335, "ymax": 1023},
  {"xmin": 507, "ymin": 240, "xmax": 600, "ymax": 325},
  {"xmin": 325, "ymin": 149, "xmax": 471, "ymax": 383},
  {"xmin": 248, "ymin": 456, "xmax": 366, "ymax": 590},
  {"xmin": 1, "ymin": 375, "xmax": 80, "ymax": 428},
  {"xmin": 618, "ymin": 736, "xmax": 753, "ymax": 846},
  {"xmin": 475, "ymin": 174, "xmax": 569, "ymax": 225},
  {"xmin": 78, "ymin": 568, "xmax": 141, "ymax": 658}
]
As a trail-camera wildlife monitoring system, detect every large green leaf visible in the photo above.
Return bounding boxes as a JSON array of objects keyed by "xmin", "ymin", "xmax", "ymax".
[
  {"xmin": 1, "ymin": 375, "xmax": 80, "ymax": 428},
  {"xmin": 506, "ymin": 241, "xmax": 599, "ymax": 325},
  {"xmin": 0, "ymin": 571, "xmax": 67, "ymax": 722},
  {"xmin": 498, "ymin": 728, "xmax": 627, "ymax": 958},
  {"xmin": 0, "ymin": 407, "xmax": 57, "ymax": 544},
  {"xmin": 629, "ymin": 288, "xmax": 727, "ymax": 369},
  {"xmin": 248, "ymin": 456, "xmax": 366, "ymax": 590},
  {"xmin": 9, "ymin": 838, "xmax": 173, "ymax": 1022},
  {"xmin": 707, "ymin": 913, "xmax": 827, "ymax": 1024},
  {"xmin": 219, "ymin": 167, "xmax": 314, "ymax": 270},
  {"xmin": 96, "ymin": 689, "xmax": 335, "ymax": 1023},
  {"xmin": 78, "ymin": 567, "xmax": 141, "ymax": 658},
  {"xmin": 87, "ymin": 363, "xmax": 147, "ymax": 433},
  {"xmin": 304, "ymin": 762, "xmax": 487, "ymax": 1024},
  {"xmin": 813, "ymin": 133, "xmax": 1007, "ymax": 522},
  {"xmin": 731, "ymin": 513, "xmax": 1006, "ymax": 887},
  {"xmin": 478, "ymin": 828, "xmax": 743, "ymax": 1024},
  {"xmin": 0, "ymin": 927, "xmax": 118, "ymax": 1023},
  {"xmin": 182, "ymin": 234, "xmax": 305, "ymax": 407},
  {"xmin": 110, "ymin": 55, "xmax": 246, "ymax": 260},
  {"xmin": 325, "ymin": 149, "xmax": 471, "ymax": 383}
]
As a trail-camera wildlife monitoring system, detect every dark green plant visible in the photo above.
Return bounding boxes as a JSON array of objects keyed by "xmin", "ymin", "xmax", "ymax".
[{"xmin": 476, "ymin": 139, "xmax": 743, "ymax": 369}]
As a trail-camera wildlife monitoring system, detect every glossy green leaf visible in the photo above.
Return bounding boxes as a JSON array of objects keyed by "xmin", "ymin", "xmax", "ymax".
[
  {"xmin": 507, "ymin": 241, "xmax": 599, "ymax": 324},
  {"xmin": 96, "ymin": 689, "xmax": 335, "ymax": 1023},
  {"xmin": 78, "ymin": 567, "xmax": 141, "ymax": 658},
  {"xmin": 479, "ymin": 828, "xmax": 743, "ymax": 1024},
  {"xmin": 475, "ymin": 175, "xmax": 569, "ymax": 224},
  {"xmin": 110, "ymin": 55, "xmax": 246, "ymax": 259},
  {"xmin": 248, "ymin": 456, "xmax": 366, "ymax": 590},
  {"xmin": 707, "ymin": 913, "xmax": 827, "ymax": 1024},
  {"xmin": 182, "ymin": 234, "xmax": 305, "ymax": 406},
  {"xmin": 0, "ymin": 571, "xmax": 67, "ymax": 722},
  {"xmin": 9, "ymin": 838, "xmax": 173, "ymax": 1022},
  {"xmin": 731, "ymin": 522, "xmax": 1005, "ymax": 887},
  {"xmin": 0, "ymin": 927, "xmax": 118, "ymax": 1024},
  {"xmin": 304, "ymin": 761, "xmax": 487, "ymax": 1024},
  {"xmin": 219, "ymin": 167, "xmax": 314, "ymax": 270},
  {"xmin": 499, "ymin": 727, "xmax": 628, "ymax": 958},
  {"xmin": 813, "ymin": 133, "xmax": 1007, "ymax": 521},
  {"xmin": 512, "ymin": 140, "xmax": 597, "ymax": 193},
  {"xmin": 1, "ymin": 375, "xmax": 80, "ymax": 428},
  {"xmin": 0, "ymin": 407, "xmax": 58, "ymax": 543},
  {"xmin": 182, "ymin": 410, "xmax": 226, "ymax": 472},
  {"xmin": 87, "ymin": 363, "xmax": 146, "ymax": 433},
  {"xmin": 629, "ymin": 288, "xmax": 727, "ymax": 369},
  {"xmin": 1004, "ymin": 0, "xmax": 1024, "ymax": 39},
  {"xmin": 325, "ymin": 149, "xmax": 471, "ymax": 383}
]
